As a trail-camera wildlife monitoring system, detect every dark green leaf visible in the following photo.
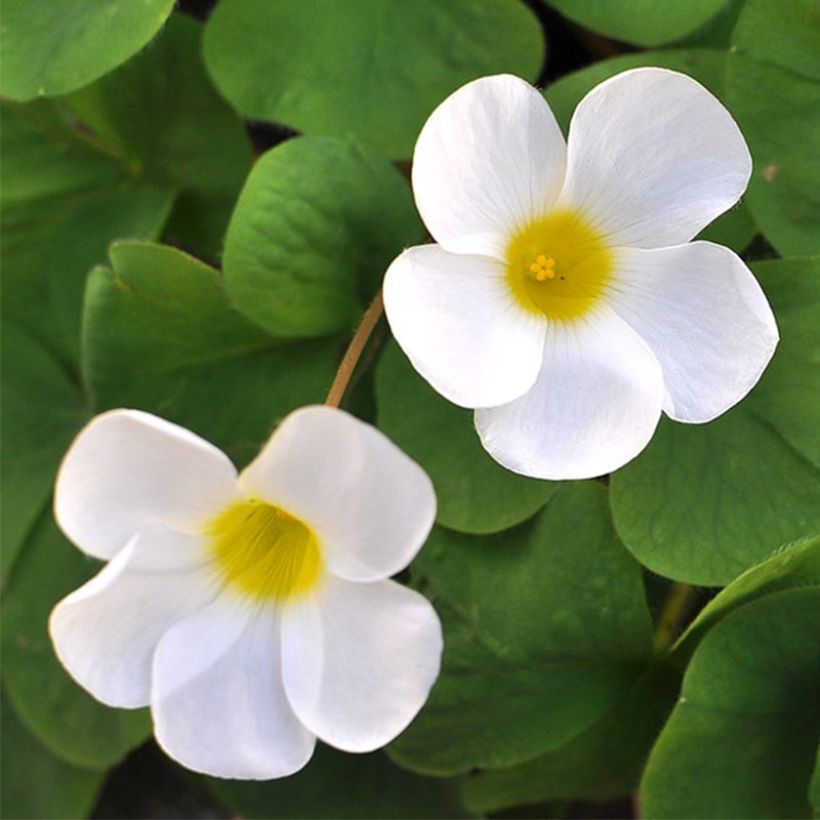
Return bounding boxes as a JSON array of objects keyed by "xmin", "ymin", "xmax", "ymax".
[
  {"xmin": 375, "ymin": 342, "xmax": 556, "ymax": 534},
  {"xmin": 611, "ymin": 257, "xmax": 820, "ymax": 585},
  {"xmin": 389, "ymin": 483, "xmax": 653, "ymax": 775},
  {"xmin": 223, "ymin": 136, "xmax": 423, "ymax": 338},
  {"xmin": 641, "ymin": 588, "xmax": 820, "ymax": 818},
  {"xmin": 725, "ymin": 0, "xmax": 820, "ymax": 255},
  {"xmin": 0, "ymin": 0, "xmax": 175, "ymax": 101},
  {"xmin": 203, "ymin": 0, "xmax": 544, "ymax": 159}
]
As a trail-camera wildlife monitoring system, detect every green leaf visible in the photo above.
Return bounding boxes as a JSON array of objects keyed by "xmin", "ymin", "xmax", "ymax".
[
  {"xmin": 463, "ymin": 665, "xmax": 679, "ymax": 812},
  {"xmin": 1, "ymin": 694, "xmax": 105, "ymax": 819},
  {"xmin": 83, "ymin": 241, "xmax": 339, "ymax": 466},
  {"xmin": 375, "ymin": 342, "xmax": 556, "ymax": 534},
  {"xmin": 0, "ymin": 325, "xmax": 89, "ymax": 588},
  {"xmin": 1, "ymin": 513, "xmax": 152, "ymax": 769},
  {"xmin": 544, "ymin": 48, "xmax": 756, "ymax": 253},
  {"xmin": 674, "ymin": 535, "xmax": 820, "ymax": 662},
  {"xmin": 64, "ymin": 13, "xmax": 253, "ymax": 257},
  {"xmin": 611, "ymin": 257, "xmax": 820, "ymax": 585},
  {"xmin": 543, "ymin": 0, "xmax": 731, "ymax": 47},
  {"xmin": 389, "ymin": 482, "xmax": 654, "ymax": 775},
  {"xmin": 203, "ymin": 0, "xmax": 544, "ymax": 159},
  {"xmin": 726, "ymin": 0, "xmax": 820, "ymax": 256},
  {"xmin": 207, "ymin": 744, "xmax": 471, "ymax": 819},
  {"xmin": 0, "ymin": 0, "xmax": 175, "ymax": 101},
  {"xmin": 223, "ymin": 136, "xmax": 423, "ymax": 338},
  {"xmin": 640, "ymin": 588, "xmax": 820, "ymax": 818}
]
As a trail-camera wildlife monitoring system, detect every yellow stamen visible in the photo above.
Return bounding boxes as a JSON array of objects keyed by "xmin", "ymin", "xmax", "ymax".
[{"xmin": 208, "ymin": 499, "xmax": 322, "ymax": 601}]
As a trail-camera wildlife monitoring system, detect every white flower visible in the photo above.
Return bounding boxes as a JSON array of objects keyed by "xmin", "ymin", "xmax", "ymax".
[
  {"xmin": 50, "ymin": 406, "xmax": 441, "ymax": 779},
  {"xmin": 384, "ymin": 69, "xmax": 778, "ymax": 480}
]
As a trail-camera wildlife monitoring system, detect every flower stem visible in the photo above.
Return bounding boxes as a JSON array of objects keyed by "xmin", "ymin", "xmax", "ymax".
[
  {"xmin": 652, "ymin": 582, "xmax": 698, "ymax": 653},
  {"xmin": 325, "ymin": 289, "xmax": 385, "ymax": 408}
]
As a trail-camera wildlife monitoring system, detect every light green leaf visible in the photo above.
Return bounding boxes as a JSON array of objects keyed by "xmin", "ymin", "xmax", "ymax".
[
  {"xmin": 611, "ymin": 257, "xmax": 820, "ymax": 585},
  {"xmin": 1, "ymin": 513, "xmax": 152, "ymax": 769},
  {"xmin": 726, "ymin": 0, "xmax": 820, "ymax": 255},
  {"xmin": 389, "ymin": 482, "xmax": 653, "ymax": 775},
  {"xmin": 1, "ymin": 694, "xmax": 105, "ymax": 819},
  {"xmin": 0, "ymin": 0, "xmax": 175, "ymax": 101},
  {"xmin": 463, "ymin": 665, "xmax": 679, "ymax": 812},
  {"xmin": 375, "ymin": 342, "xmax": 556, "ymax": 534},
  {"xmin": 543, "ymin": 0, "xmax": 731, "ymax": 47},
  {"xmin": 203, "ymin": 0, "xmax": 544, "ymax": 159},
  {"xmin": 674, "ymin": 534, "xmax": 820, "ymax": 662},
  {"xmin": 64, "ymin": 13, "xmax": 252, "ymax": 257},
  {"xmin": 83, "ymin": 241, "xmax": 339, "ymax": 466},
  {"xmin": 640, "ymin": 588, "xmax": 820, "ymax": 818},
  {"xmin": 223, "ymin": 136, "xmax": 423, "ymax": 338},
  {"xmin": 207, "ymin": 745, "xmax": 471, "ymax": 819},
  {"xmin": 544, "ymin": 48, "xmax": 756, "ymax": 253},
  {"xmin": 0, "ymin": 325, "xmax": 89, "ymax": 588}
]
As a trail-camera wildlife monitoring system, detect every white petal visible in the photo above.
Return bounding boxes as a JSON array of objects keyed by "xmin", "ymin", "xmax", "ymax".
[
  {"xmin": 281, "ymin": 577, "xmax": 442, "ymax": 752},
  {"xmin": 476, "ymin": 309, "xmax": 664, "ymax": 479},
  {"xmin": 560, "ymin": 68, "xmax": 751, "ymax": 248},
  {"xmin": 152, "ymin": 598, "xmax": 316, "ymax": 779},
  {"xmin": 412, "ymin": 74, "xmax": 567, "ymax": 258},
  {"xmin": 239, "ymin": 406, "xmax": 435, "ymax": 583},
  {"xmin": 49, "ymin": 528, "xmax": 216, "ymax": 709},
  {"xmin": 55, "ymin": 409, "xmax": 239, "ymax": 561},
  {"xmin": 383, "ymin": 245, "xmax": 546, "ymax": 408},
  {"xmin": 608, "ymin": 242, "xmax": 778, "ymax": 422}
]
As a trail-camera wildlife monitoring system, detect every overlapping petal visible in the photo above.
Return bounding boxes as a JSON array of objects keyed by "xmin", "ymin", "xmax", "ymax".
[
  {"xmin": 413, "ymin": 74, "xmax": 567, "ymax": 258},
  {"xmin": 152, "ymin": 597, "xmax": 316, "ymax": 779},
  {"xmin": 281, "ymin": 577, "xmax": 442, "ymax": 752},
  {"xmin": 55, "ymin": 410, "xmax": 239, "ymax": 560},
  {"xmin": 608, "ymin": 241, "xmax": 778, "ymax": 422},
  {"xmin": 476, "ymin": 309, "xmax": 665, "ymax": 479},
  {"xmin": 383, "ymin": 245, "xmax": 546, "ymax": 408},
  {"xmin": 560, "ymin": 68, "xmax": 751, "ymax": 249},
  {"xmin": 239, "ymin": 406, "xmax": 435, "ymax": 583},
  {"xmin": 49, "ymin": 528, "xmax": 215, "ymax": 709}
]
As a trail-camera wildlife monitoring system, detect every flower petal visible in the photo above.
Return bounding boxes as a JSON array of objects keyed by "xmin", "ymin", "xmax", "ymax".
[
  {"xmin": 608, "ymin": 241, "xmax": 778, "ymax": 422},
  {"xmin": 55, "ymin": 409, "xmax": 239, "ymax": 561},
  {"xmin": 152, "ymin": 597, "xmax": 315, "ymax": 779},
  {"xmin": 475, "ymin": 309, "xmax": 664, "ymax": 479},
  {"xmin": 383, "ymin": 244, "xmax": 546, "ymax": 408},
  {"xmin": 412, "ymin": 74, "xmax": 567, "ymax": 258},
  {"xmin": 49, "ymin": 528, "xmax": 215, "ymax": 709},
  {"xmin": 281, "ymin": 577, "xmax": 442, "ymax": 752},
  {"xmin": 239, "ymin": 406, "xmax": 435, "ymax": 583},
  {"xmin": 560, "ymin": 68, "xmax": 751, "ymax": 248}
]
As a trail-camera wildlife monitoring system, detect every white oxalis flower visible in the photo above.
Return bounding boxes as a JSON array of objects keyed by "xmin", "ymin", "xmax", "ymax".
[
  {"xmin": 384, "ymin": 69, "xmax": 779, "ymax": 480},
  {"xmin": 50, "ymin": 405, "xmax": 441, "ymax": 779}
]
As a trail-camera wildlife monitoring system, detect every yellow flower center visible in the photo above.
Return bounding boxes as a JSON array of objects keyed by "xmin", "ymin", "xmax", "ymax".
[
  {"xmin": 506, "ymin": 210, "xmax": 613, "ymax": 321},
  {"xmin": 208, "ymin": 499, "xmax": 322, "ymax": 601}
]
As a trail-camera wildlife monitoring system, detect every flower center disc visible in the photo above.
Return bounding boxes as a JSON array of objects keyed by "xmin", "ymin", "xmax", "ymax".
[
  {"xmin": 506, "ymin": 210, "xmax": 613, "ymax": 321},
  {"xmin": 209, "ymin": 500, "xmax": 322, "ymax": 601}
]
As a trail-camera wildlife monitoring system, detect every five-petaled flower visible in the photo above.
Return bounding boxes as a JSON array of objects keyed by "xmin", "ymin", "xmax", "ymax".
[
  {"xmin": 384, "ymin": 69, "xmax": 778, "ymax": 480},
  {"xmin": 50, "ymin": 406, "xmax": 441, "ymax": 779}
]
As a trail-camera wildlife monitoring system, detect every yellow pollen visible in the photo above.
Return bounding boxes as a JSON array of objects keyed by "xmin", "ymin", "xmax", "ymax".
[
  {"xmin": 506, "ymin": 210, "xmax": 613, "ymax": 321},
  {"xmin": 208, "ymin": 499, "xmax": 322, "ymax": 601}
]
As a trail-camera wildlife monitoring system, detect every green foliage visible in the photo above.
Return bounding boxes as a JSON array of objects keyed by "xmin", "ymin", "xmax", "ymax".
[
  {"xmin": 726, "ymin": 0, "xmax": 820, "ymax": 256},
  {"xmin": 203, "ymin": 0, "xmax": 544, "ymax": 159},
  {"xmin": 389, "ymin": 483, "xmax": 654, "ymax": 775},
  {"xmin": 543, "ymin": 0, "xmax": 732, "ymax": 47},
  {"xmin": 376, "ymin": 342, "xmax": 557, "ymax": 534},
  {"xmin": 640, "ymin": 588, "xmax": 820, "ymax": 818},
  {"xmin": 1, "ymin": 694, "xmax": 105, "ymax": 819},
  {"xmin": 0, "ymin": 0, "xmax": 175, "ymax": 101},
  {"xmin": 611, "ymin": 257, "xmax": 820, "ymax": 585},
  {"xmin": 223, "ymin": 136, "xmax": 423, "ymax": 338},
  {"xmin": 208, "ymin": 744, "xmax": 470, "ymax": 819}
]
